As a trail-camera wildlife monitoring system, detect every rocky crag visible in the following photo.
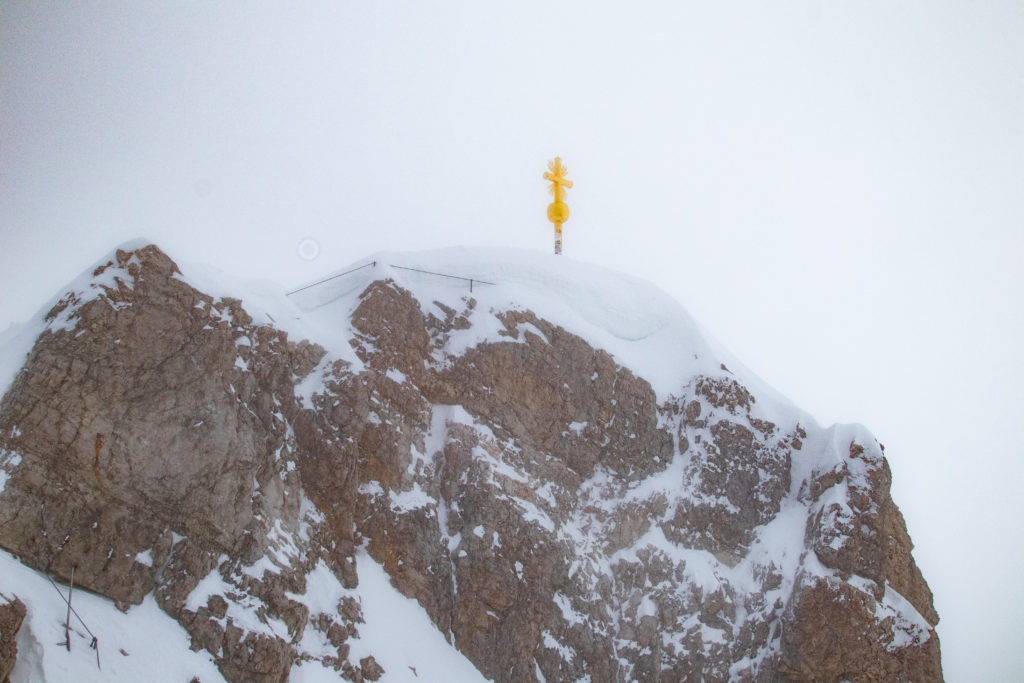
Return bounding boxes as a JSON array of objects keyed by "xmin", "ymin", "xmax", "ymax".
[{"xmin": 0, "ymin": 244, "xmax": 941, "ymax": 681}]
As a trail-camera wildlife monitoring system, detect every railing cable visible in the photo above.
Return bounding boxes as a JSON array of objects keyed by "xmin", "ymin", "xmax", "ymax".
[
  {"xmin": 285, "ymin": 260, "xmax": 496, "ymax": 295},
  {"xmin": 285, "ymin": 261, "xmax": 377, "ymax": 296},
  {"xmin": 388, "ymin": 265, "xmax": 495, "ymax": 293}
]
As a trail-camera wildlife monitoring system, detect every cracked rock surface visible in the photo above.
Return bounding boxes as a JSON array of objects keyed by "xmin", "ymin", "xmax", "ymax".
[{"xmin": 0, "ymin": 244, "xmax": 941, "ymax": 681}]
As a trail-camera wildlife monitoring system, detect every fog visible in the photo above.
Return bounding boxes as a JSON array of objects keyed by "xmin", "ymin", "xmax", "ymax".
[{"xmin": 2, "ymin": 2, "xmax": 1022, "ymax": 678}]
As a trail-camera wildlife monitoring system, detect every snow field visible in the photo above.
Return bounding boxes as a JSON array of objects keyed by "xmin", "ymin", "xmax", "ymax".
[
  {"xmin": 0, "ymin": 549, "xmax": 226, "ymax": 683},
  {"xmin": 0, "ymin": 545, "xmax": 489, "ymax": 683},
  {"xmin": 288, "ymin": 552, "xmax": 487, "ymax": 683}
]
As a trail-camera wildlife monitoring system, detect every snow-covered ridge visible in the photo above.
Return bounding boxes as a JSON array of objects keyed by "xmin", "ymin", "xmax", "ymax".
[
  {"xmin": 2, "ymin": 242, "xmax": 801, "ymax": 424},
  {"xmin": 0, "ymin": 241, "xmax": 940, "ymax": 681},
  {"xmin": 284, "ymin": 246, "xmax": 803, "ymax": 420},
  {"xmin": 292, "ymin": 247, "xmax": 720, "ymax": 388}
]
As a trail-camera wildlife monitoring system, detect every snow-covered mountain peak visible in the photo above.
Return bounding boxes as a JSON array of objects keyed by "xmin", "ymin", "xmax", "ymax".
[
  {"xmin": 0, "ymin": 242, "xmax": 942, "ymax": 681},
  {"xmin": 277, "ymin": 246, "xmax": 800, "ymax": 423}
]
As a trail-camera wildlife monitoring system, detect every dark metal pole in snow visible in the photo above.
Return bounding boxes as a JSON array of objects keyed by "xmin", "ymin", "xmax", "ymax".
[
  {"xmin": 65, "ymin": 565, "xmax": 75, "ymax": 651},
  {"xmin": 45, "ymin": 568, "xmax": 100, "ymax": 668}
]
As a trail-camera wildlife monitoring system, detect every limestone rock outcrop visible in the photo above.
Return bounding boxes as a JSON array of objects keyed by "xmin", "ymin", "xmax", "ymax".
[
  {"xmin": 0, "ymin": 244, "xmax": 941, "ymax": 681},
  {"xmin": 0, "ymin": 596, "xmax": 27, "ymax": 682}
]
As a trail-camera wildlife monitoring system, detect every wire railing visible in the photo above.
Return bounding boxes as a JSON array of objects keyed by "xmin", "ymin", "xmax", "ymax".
[
  {"xmin": 286, "ymin": 261, "xmax": 495, "ymax": 296},
  {"xmin": 388, "ymin": 265, "xmax": 495, "ymax": 293},
  {"xmin": 285, "ymin": 261, "xmax": 377, "ymax": 296}
]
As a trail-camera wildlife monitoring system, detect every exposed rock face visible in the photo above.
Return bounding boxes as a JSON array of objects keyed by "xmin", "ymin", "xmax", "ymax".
[
  {"xmin": 0, "ymin": 596, "xmax": 27, "ymax": 682},
  {"xmin": 0, "ymin": 247, "xmax": 352, "ymax": 681},
  {"xmin": 0, "ymin": 244, "xmax": 942, "ymax": 681}
]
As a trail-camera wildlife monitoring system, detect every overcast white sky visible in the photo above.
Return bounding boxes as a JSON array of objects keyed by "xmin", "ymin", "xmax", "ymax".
[{"xmin": 2, "ymin": 2, "xmax": 1022, "ymax": 679}]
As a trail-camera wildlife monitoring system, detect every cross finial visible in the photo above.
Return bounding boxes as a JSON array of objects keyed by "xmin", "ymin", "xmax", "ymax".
[{"xmin": 544, "ymin": 157, "xmax": 572, "ymax": 254}]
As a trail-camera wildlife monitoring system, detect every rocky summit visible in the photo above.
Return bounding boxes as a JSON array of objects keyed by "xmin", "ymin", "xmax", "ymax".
[{"xmin": 0, "ymin": 243, "xmax": 941, "ymax": 681}]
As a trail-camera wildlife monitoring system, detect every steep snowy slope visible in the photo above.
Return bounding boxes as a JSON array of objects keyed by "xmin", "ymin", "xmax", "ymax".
[
  {"xmin": 0, "ymin": 545, "xmax": 486, "ymax": 683},
  {"xmin": 0, "ymin": 242, "xmax": 940, "ymax": 681}
]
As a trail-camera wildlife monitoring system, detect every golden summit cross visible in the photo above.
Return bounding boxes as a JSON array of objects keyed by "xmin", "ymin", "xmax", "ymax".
[{"xmin": 544, "ymin": 157, "xmax": 573, "ymax": 255}]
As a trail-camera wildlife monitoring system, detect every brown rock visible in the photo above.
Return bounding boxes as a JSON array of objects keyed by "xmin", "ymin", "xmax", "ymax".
[
  {"xmin": 779, "ymin": 574, "xmax": 942, "ymax": 682},
  {"xmin": 0, "ymin": 243, "xmax": 942, "ymax": 682},
  {"xmin": 359, "ymin": 655, "xmax": 384, "ymax": 681},
  {"xmin": 0, "ymin": 597, "xmax": 27, "ymax": 682}
]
